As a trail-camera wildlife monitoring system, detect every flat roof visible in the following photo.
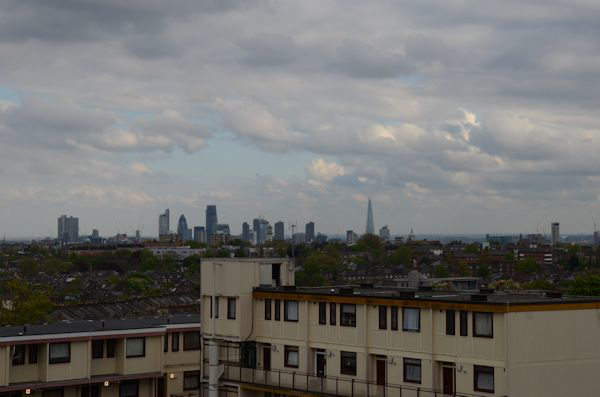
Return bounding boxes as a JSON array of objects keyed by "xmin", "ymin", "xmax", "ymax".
[
  {"xmin": 0, "ymin": 314, "xmax": 200, "ymax": 338},
  {"xmin": 254, "ymin": 286, "xmax": 600, "ymax": 307}
]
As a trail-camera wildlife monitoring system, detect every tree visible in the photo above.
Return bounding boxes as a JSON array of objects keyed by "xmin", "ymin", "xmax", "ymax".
[
  {"xmin": 516, "ymin": 257, "xmax": 539, "ymax": 275},
  {"xmin": 383, "ymin": 246, "xmax": 413, "ymax": 270},
  {"xmin": 433, "ymin": 265, "xmax": 450, "ymax": 278},
  {"xmin": 17, "ymin": 258, "xmax": 39, "ymax": 278},
  {"xmin": 477, "ymin": 265, "xmax": 491, "ymax": 278},
  {"xmin": 568, "ymin": 275, "xmax": 600, "ymax": 296},
  {"xmin": 0, "ymin": 280, "xmax": 53, "ymax": 325}
]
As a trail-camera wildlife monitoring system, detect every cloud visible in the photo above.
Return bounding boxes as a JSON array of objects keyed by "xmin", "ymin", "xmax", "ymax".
[{"xmin": 306, "ymin": 159, "xmax": 345, "ymax": 183}]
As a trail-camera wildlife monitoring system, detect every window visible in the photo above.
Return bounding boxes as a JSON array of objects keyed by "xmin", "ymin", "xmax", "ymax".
[
  {"xmin": 183, "ymin": 371, "xmax": 200, "ymax": 390},
  {"xmin": 28, "ymin": 344, "xmax": 38, "ymax": 364},
  {"xmin": 474, "ymin": 365, "xmax": 494, "ymax": 393},
  {"xmin": 391, "ymin": 307, "xmax": 398, "ymax": 331},
  {"xmin": 340, "ymin": 351, "xmax": 357, "ymax": 375},
  {"xmin": 183, "ymin": 331, "xmax": 201, "ymax": 351},
  {"xmin": 265, "ymin": 299, "xmax": 272, "ymax": 320},
  {"xmin": 92, "ymin": 340, "xmax": 104, "ymax": 359},
  {"xmin": 460, "ymin": 311, "xmax": 468, "ymax": 336},
  {"xmin": 12, "ymin": 345, "xmax": 25, "ymax": 365},
  {"xmin": 43, "ymin": 389, "xmax": 64, "ymax": 397},
  {"xmin": 319, "ymin": 302, "xmax": 327, "ymax": 324},
  {"xmin": 164, "ymin": 334, "xmax": 168, "ymax": 352},
  {"xmin": 402, "ymin": 308, "xmax": 420, "ymax": 332},
  {"xmin": 227, "ymin": 298, "xmax": 236, "ymax": 320},
  {"xmin": 330, "ymin": 303, "xmax": 336, "ymax": 325},
  {"xmin": 378, "ymin": 305, "xmax": 387, "ymax": 329},
  {"xmin": 446, "ymin": 310, "xmax": 455, "ymax": 335},
  {"xmin": 284, "ymin": 300, "xmax": 298, "ymax": 322},
  {"xmin": 126, "ymin": 337, "xmax": 145, "ymax": 358},
  {"xmin": 49, "ymin": 342, "xmax": 70, "ymax": 364},
  {"xmin": 119, "ymin": 381, "xmax": 138, "ymax": 397},
  {"xmin": 274, "ymin": 300, "xmax": 281, "ymax": 321},
  {"xmin": 214, "ymin": 296, "xmax": 219, "ymax": 319},
  {"xmin": 106, "ymin": 339, "xmax": 115, "ymax": 358},
  {"xmin": 403, "ymin": 358, "xmax": 422, "ymax": 384},
  {"xmin": 340, "ymin": 304, "xmax": 356, "ymax": 327},
  {"xmin": 473, "ymin": 312, "xmax": 493, "ymax": 338},
  {"xmin": 172, "ymin": 333, "xmax": 179, "ymax": 352},
  {"xmin": 284, "ymin": 345, "xmax": 299, "ymax": 368},
  {"xmin": 81, "ymin": 385, "xmax": 100, "ymax": 397}
]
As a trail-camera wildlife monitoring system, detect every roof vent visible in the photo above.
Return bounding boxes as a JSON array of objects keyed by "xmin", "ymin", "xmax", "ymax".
[
  {"xmin": 545, "ymin": 291, "xmax": 562, "ymax": 299},
  {"xmin": 471, "ymin": 294, "xmax": 488, "ymax": 302},
  {"xmin": 397, "ymin": 290, "xmax": 415, "ymax": 298},
  {"xmin": 360, "ymin": 283, "xmax": 374, "ymax": 289},
  {"xmin": 338, "ymin": 287, "xmax": 354, "ymax": 295}
]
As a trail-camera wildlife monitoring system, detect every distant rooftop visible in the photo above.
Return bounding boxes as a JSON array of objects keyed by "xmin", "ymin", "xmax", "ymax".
[{"xmin": 0, "ymin": 314, "xmax": 200, "ymax": 339}]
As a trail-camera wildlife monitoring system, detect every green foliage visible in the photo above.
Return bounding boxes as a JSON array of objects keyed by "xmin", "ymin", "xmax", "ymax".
[
  {"xmin": 456, "ymin": 262, "xmax": 472, "ymax": 276},
  {"xmin": 296, "ymin": 251, "xmax": 342, "ymax": 286},
  {"xmin": 568, "ymin": 275, "xmax": 600, "ymax": 296},
  {"xmin": 489, "ymin": 279, "xmax": 522, "ymax": 291},
  {"xmin": 384, "ymin": 246, "xmax": 413, "ymax": 269},
  {"xmin": 516, "ymin": 257, "xmax": 540, "ymax": 275},
  {"xmin": 0, "ymin": 279, "xmax": 53, "ymax": 325},
  {"xmin": 464, "ymin": 243, "xmax": 480, "ymax": 253},
  {"xmin": 433, "ymin": 265, "xmax": 450, "ymax": 278},
  {"xmin": 522, "ymin": 279, "xmax": 555, "ymax": 290},
  {"xmin": 17, "ymin": 257, "xmax": 39, "ymax": 277},
  {"xmin": 477, "ymin": 265, "xmax": 490, "ymax": 278}
]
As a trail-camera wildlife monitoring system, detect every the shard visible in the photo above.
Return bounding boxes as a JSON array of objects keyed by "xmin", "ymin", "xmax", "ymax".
[{"xmin": 365, "ymin": 197, "xmax": 375, "ymax": 234}]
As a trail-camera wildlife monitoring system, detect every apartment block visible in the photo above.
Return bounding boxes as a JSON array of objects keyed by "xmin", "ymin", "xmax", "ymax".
[
  {"xmin": 201, "ymin": 259, "xmax": 600, "ymax": 397},
  {"xmin": 0, "ymin": 315, "xmax": 200, "ymax": 397}
]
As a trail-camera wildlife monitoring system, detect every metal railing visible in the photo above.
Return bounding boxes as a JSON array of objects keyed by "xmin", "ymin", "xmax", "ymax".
[{"xmin": 219, "ymin": 363, "xmax": 498, "ymax": 397}]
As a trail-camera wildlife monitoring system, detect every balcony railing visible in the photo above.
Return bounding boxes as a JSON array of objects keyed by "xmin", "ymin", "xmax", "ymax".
[{"xmin": 219, "ymin": 363, "xmax": 502, "ymax": 397}]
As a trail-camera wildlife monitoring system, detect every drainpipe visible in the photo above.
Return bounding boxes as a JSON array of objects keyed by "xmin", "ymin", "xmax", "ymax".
[{"xmin": 208, "ymin": 262, "xmax": 224, "ymax": 397}]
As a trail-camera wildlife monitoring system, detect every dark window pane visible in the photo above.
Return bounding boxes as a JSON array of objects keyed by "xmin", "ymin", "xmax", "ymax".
[
  {"xmin": 183, "ymin": 332, "xmax": 201, "ymax": 351},
  {"xmin": 330, "ymin": 303, "xmax": 336, "ymax": 325},
  {"xmin": 391, "ymin": 307, "xmax": 398, "ymax": 331},
  {"xmin": 183, "ymin": 371, "xmax": 200, "ymax": 390},
  {"xmin": 319, "ymin": 302, "xmax": 327, "ymax": 324},
  {"xmin": 28, "ymin": 344, "xmax": 38, "ymax": 364},
  {"xmin": 126, "ymin": 338, "xmax": 145, "ymax": 358},
  {"xmin": 474, "ymin": 366, "xmax": 494, "ymax": 393},
  {"xmin": 92, "ymin": 340, "xmax": 104, "ymax": 359},
  {"xmin": 49, "ymin": 343, "xmax": 70, "ymax": 364},
  {"xmin": 12, "ymin": 345, "xmax": 25, "ymax": 365},
  {"xmin": 378, "ymin": 306, "xmax": 387, "ymax": 329},
  {"xmin": 43, "ymin": 389, "xmax": 63, "ymax": 397},
  {"xmin": 163, "ymin": 335, "xmax": 168, "ymax": 353},
  {"xmin": 119, "ymin": 381, "xmax": 138, "ymax": 397},
  {"xmin": 402, "ymin": 307, "xmax": 420, "ymax": 332},
  {"xmin": 172, "ymin": 333, "xmax": 179, "ymax": 352},
  {"xmin": 284, "ymin": 301, "xmax": 298, "ymax": 321},
  {"xmin": 446, "ymin": 310, "xmax": 456, "ymax": 335},
  {"xmin": 460, "ymin": 311, "xmax": 468, "ymax": 336},
  {"xmin": 473, "ymin": 312, "xmax": 493, "ymax": 338},
  {"xmin": 274, "ymin": 300, "xmax": 281, "ymax": 321},
  {"xmin": 284, "ymin": 346, "xmax": 299, "ymax": 368},
  {"xmin": 227, "ymin": 298, "xmax": 236, "ymax": 320},
  {"xmin": 403, "ymin": 358, "xmax": 421, "ymax": 384},
  {"xmin": 340, "ymin": 304, "xmax": 356, "ymax": 327},
  {"xmin": 340, "ymin": 351, "xmax": 357, "ymax": 375},
  {"xmin": 106, "ymin": 339, "xmax": 115, "ymax": 358},
  {"xmin": 265, "ymin": 299, "xmax": 272, "ymax": 320}
]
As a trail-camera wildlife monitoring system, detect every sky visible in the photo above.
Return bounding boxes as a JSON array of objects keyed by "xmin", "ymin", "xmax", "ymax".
[{"xmin": 2, "ymin": 0, "xmax": 600, "ymax": 238}]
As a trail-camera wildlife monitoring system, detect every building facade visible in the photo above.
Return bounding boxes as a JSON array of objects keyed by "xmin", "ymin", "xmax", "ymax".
[
  {"xmin": 58, "ymin": 215, "xmax": 79, "ymax": 243},
  {"xmin": 551, "ymin": 222, "xmax": 560, "ymax": 245},
  {"xmin": 159, "ymin": 210, "xmax": 170, "ymax": 237},
  {"xmin": 273, "ymin": 222, "xmax": 284, "ymax": 241},
  {"xmin": 0, "ymin": 316, "xmax": 200, "ymax": 397},
  {"xmin": 201, "ymin": 259, "xmax": 600, "ymax": 397},
  {"xmin": 305, "ymin": 222, "xmax": 315, "ymax": 243},
  {"xmin": 205, "ymin": 206, "xmax": 218, "ymax": 239}
]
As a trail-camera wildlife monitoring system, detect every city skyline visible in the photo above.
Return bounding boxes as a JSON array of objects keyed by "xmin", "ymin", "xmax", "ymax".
[{"xmin": 2, "ymin": 1, "xmax": 600, "ymax": 237}]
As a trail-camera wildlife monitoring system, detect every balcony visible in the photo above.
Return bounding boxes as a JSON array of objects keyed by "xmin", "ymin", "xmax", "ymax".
[{"xmin": 190, "ymin": 363, "xmax": 498, "ymax": 397}]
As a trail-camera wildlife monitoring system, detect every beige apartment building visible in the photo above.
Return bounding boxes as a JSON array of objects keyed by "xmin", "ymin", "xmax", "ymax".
[
  {"xmin": 201, "ymin": 259, "xmax": 600, "ymax": 397},
  {"xmin": 0, "ymin": 315, "xmax": 201, "ymax": 397}
]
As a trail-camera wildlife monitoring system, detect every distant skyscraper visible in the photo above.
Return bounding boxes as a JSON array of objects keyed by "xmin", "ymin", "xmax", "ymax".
[
  {"xmin": 215, "ymin": 224, "xmax": 230, "ymax": 235},
  {"xmin": 177, "ymin": 215, "xmax": 189, "ymax": 240},
  {"xmin": 242, "ymin": 222, "xmax": 251, "ymax": 242},
  {"xmin": 274, "ymin": 221, "xmax": 285, "ymax": 241},
  {"xmin": 346, "ymin": 230, "xmax": 358, "ymax": 244},
  {"xmin": 551, "ymin": 222, "xmax": 560, "ymax": 244},
  {"xmin": 253, "ymin": 218, "xmax": 269, "ymax": 244},
  {"xmin": 194, "ymin": 226, "xmax": 206, "ymax": 243},
  {"xmin": 159, "ymin": 209, "xmax": 170, "ymax": 236},
  {"xmin": 379, "ymin": 225, "xmax": 390, "ymax": 241},
  {"xmin": 366, "ymin": 197, "xmax": 375, "ymax": 234},
  {"xmin": 57, "ymin": 215, "xmax": 79, "ymax": 242},
  {"xmin": 266, "ymin": 225, "xmax": 273, "ymax": 242},
  {"xmin": 305, "ymin": 222, "xmax": 315, "ymax": 243},
  {"xmin": 206, "ymin": 205, "xmax": 218, "ymax": 238},
  {"xmin": 293, "ymin": 232, "xmax": 306, "ymax": 244}
]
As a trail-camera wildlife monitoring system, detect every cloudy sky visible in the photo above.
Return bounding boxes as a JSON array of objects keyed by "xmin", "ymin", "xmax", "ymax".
[{"xmin": 2, "ymin": 0, "xmax": 600, "ymax": 238}]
